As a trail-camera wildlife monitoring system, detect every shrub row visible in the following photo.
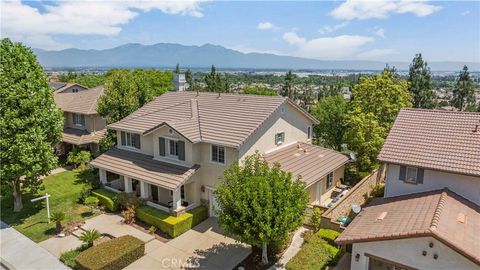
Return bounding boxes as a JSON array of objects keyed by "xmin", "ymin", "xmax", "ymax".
[
  {"xmin": 136, "ymin": 205, "xmax": 208, "ymax": 238},
  {"xmin": 75, "ymin": 235, "xmax": 144, "ymax": 270},
  {"xmin": 317, "ymin": 228, "xmax": 340, "ymax": 246},
  {"xmin": 91, "ymin": 188, "xmax": 118, "ymax": 212},
  {"xmin": 285, "ymin": 231, "xmax": 342, "ymax": 270}
]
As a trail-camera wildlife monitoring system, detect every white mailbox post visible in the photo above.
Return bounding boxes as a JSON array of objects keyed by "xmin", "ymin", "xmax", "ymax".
[{"xmin": 31, "ymin": 193, "xmax": 51, "ymax": 221}]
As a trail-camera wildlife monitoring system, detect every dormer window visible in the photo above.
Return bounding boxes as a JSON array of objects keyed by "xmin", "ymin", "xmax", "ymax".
[
  {"xmin": 121, "ymin": 131, "xmax": 141, "ymax": 149},
  {"xmin": 72, "ymin": 88, "xmax": 79, "ymax": 93},
  {"xmin": 73, "ymin": 113, "xmax": 85, "ymax": 126}
]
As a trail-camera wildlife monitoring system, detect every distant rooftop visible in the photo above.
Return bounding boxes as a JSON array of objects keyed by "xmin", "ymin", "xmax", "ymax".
[
  {"xmin": 54, "ymin": 86, "xmax": 104, "ymax": 115},
  {"xmin": 48, "ymin": 82, "xmax": 67, "ymax": 91},
  {"xmin": 378, "ymin": 108, "xmax": 480, "ymax": 177}
]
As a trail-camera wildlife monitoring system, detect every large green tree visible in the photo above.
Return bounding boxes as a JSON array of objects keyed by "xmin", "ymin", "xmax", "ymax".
[
  {"xmin": 451, "ymin": 65, "xmax": 476, "ymax": 111},
  {"xmin": 311, "ymin": 94, "xmax": 347, "ymax": 151},
  {"xmin": 281, "ymin": 70, "xmax": 296, "ymax": 100},
  {"xmin": 243, "ymin": 86, "xmax": 277, "ymax": 96},
  {"xmin": 204, "ymin": 65, "xmax": 229, "ymax": 93},
  {"xmin": 345, "ymin": 71, "xmax": 412, "ymax": 171},
  {"xmin": 215, "ymin": 152, "xmax": 308, "ymax": 265},
  {"xmin": 0, "ymin": 39, "xmax": 64, "ymax": 212},
  {"xmin": 408, "ymin": 53, "xmax": 436, "ymax": 108}
]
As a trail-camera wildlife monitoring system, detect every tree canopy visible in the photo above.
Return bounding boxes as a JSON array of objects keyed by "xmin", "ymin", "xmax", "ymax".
[
  {"xmin": 0, "ymin": 38, "xmax": 64, "ymax": 211},
  {"xmin": 215, "ymin": 152, "xmax": 308, "ymax": 265},
  {"xmin": 243, "ymin": 86, "xmax": 278, "ymax": 96},
  {"xmin": 451, "ymin": 65, "xmax": 476, "ymax": 111},
  {"xmin": 204, "ymin": 65, "xmax": 229, "ymax": 93},
  {"xmin": 311, "ymin": 94, "xmax": 347, "ymax": 151},
  {"xmin": 408, "ymin": 53, "xmax": 436, "ymax": 108},
  {"xmin": 281, "ymin": 70, "xmax": 296, "ymax": 99},
  {"xmin": 345, "ymin": 71, "xmax": 412, "ymax": 171}
]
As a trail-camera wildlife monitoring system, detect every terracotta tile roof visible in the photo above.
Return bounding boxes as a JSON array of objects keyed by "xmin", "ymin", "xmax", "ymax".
[
  {"xmin": 336, "ymin": 189, "xmax": 480, "ymax": 265},
  {"xmin": 54, "ymin": 86, "xmax": 104, "ymax": 115},
  {"xmin": 90, "ymin": 148, "xmax": 200, "ymax": 190},
  {"xmin": 108, "ymin": 91, "xmax": 318, "ymax": 148},
  {"xmin": 378, "ymin": 108, "xmax": 480, "ymax": 177},
  {"xmin": 62, "ymin": 128, "xmax": 106, "ymax": 145},
  {"xmin": 264, "ymin": 142, "xmax": 349, "ymax": 187}
]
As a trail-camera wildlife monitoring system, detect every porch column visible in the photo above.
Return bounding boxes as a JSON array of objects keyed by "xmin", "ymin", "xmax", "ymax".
[
  {"xmin": 172, "ymin": 188, "xmax": 182, "ymax": 210},
  {"xmin": 124, "ymin": 177, "xmax": 132, "ymax": 193},
  {"xmin": 99, "ymin": 169, "xmax": 107, "ymax": 185},
  {"xmin": 315, "ymin": 181, "xmax": 321, "ymax": 205},
  {"xmin": 140, "ymin": 181, "xmax": 148, "ymax": 199}
]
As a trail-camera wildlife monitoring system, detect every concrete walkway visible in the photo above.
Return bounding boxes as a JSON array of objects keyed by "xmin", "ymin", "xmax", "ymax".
[
  {"xmin": 81, "ymin": 214, "xmax": 155, "ymax": 242},
  {"xmin": 268, "ymin": 227, "xmax": 309, "ymax": 270},
  {"xmin": 0, "ymin": 221, "xmax": 69, "ymax": 270}
]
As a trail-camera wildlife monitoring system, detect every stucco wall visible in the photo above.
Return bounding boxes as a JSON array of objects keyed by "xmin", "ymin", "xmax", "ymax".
[
  {"xmin": 64, "ymin": 112, "xmax": 105, "ymax": 133},
  {"xmin": 385, "ymin": 163, "xmax": 480, "ymax": 205},
  {"xmin": 350, "ymin": 237, "xmax": 478, "ymax": 270},
  {"xmin": 239, "ymin": 102, "xmax": 312, "ymax": 161}
]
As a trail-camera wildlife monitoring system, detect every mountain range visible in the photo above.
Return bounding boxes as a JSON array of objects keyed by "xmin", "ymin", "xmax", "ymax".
[{"xmin": 33, "ymin": 43, "xmax": 480, "ymax": 71}]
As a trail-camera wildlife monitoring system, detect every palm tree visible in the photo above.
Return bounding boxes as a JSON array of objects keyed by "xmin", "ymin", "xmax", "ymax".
[
  {"xmin": 79, "ymin": 229, "xmax": 101, "ymax": 248},
  {"xmin": 50, "ymin": 211, "xmax": 65, "ymax": 234}
]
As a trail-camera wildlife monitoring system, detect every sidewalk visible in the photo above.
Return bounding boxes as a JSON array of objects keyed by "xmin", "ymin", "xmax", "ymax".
[
  {"xmin": 268, "ymin": 227, "xmax": 308, "ymax": 270},
  {"xmin": 0, "ymin": 221, "xmax": 69, "ymax": 270}
]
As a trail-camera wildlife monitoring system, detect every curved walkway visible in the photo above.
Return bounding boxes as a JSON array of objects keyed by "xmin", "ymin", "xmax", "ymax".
[
  {"xmin": 0, "ymin": 221, "xmax": 69, "ymax": 270},
  {"xmin": 268, "ymin": 227, "xmax": 309, "ymax": 270}
]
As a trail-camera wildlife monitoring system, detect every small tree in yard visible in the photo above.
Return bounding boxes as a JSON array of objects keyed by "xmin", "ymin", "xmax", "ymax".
[
  {"xmin": 215, "ymin": 152, "xmax": 308, "ymax": 265},
  {"xmin": 0, "ymin": 38, "xmax": 63, "ymax": 212},
  {"xmin": 79, "ymin": 229, "xmax": 101, "ymax": 248},
  {"xmin": 67, "ymin": 148, "xmax": 91, "ymax": 169},
  {"xmin": 51, "ymin": 211, "xmax": 65, "ymax": 234}
]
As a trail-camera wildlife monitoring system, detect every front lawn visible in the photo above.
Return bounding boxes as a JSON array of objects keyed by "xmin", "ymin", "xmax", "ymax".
[{"xmin": 0, "ymin": 170, "xmax": 100, "ymax": 242}]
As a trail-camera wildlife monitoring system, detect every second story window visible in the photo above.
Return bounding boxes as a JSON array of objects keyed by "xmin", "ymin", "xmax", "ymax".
[
  {"xmin": 121, "ymin": 131, "xmax": 141, "ymax": 149},
  {"xmin": 211, "ymin": 145, "xmax": 225, "ymax": 164},
  {"xmin": 72, "ymin": 88, "xmax": 79, "ymax": 93},
  {"xmin": 168, "ymin": 139, "xmax": 179, "ymax": 157},
  {"xmin": 73, "ymin": 113, "xmax": 85, "ymax": 126},
  {"xmin": 159, "ymin": 137, "xmax": 185, "ymax": 161},
  {"xmin": 326, "ymin": 172, "xmax": 334, "ymax": 188},
  {"xmin": 275, "ymin": 132, "xmax": 285, "ymax": 145},
  {"xmin": 307, "ymin": 126, "xmax": 312, "ymax": 140},
  {"xmin": 399, "ymin": 166, "xmax": 424, "ymax": 184}
]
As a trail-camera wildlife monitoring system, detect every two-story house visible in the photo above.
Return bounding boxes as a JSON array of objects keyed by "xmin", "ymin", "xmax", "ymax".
[
  {"xmin": 54, "ymin": 84, "xmax": 107, "ymax": 154},
  {"xmin": 90, "ymin": 91, "xmax": 349, "ymax": 217},
  {"xmin": 336, "ymin": 109, "xmax": 480, "ymax": 270}
]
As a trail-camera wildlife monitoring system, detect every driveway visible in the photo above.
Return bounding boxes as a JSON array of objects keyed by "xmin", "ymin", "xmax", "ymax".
[
  {"xmin": 0, "ymin": 221, "xmax": 69, "ymax": 270},
  {"xmin": 126, "ymin": 218, "xmax": 251, "ymax": 270}
]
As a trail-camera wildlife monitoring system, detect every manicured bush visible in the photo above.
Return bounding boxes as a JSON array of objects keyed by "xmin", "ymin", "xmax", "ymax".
[
  {"xmin": 84, "ymin": 196, "xmax": 99, "ymax": 206},
  {"xmin": 92, "ymin": 188, "xmax": 117, "ymax": 211},
  {"xmin": 136, "ymin": 205, "xmax": 208, "ymax": 238},
  {"xmin": 67, "ymin": 149, "xmax": 91, "ymax": 169},
  {"xmin": 75, "ymin": 235, "xmax": 144, "ymax": 270},
  {"xmin": 60, "ymin": 245, "xmax": 88, "ymax": 268},
  {"xmin": 317, "ymin": 228, "xmax": 340, "ymax": 246}
]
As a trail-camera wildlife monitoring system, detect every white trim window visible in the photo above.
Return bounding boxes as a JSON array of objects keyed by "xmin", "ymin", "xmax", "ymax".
[
  {"xmin": 168, "ymin": 139, "xmax": 180, "ymax": 158},
  {"xmin": 121, "ymin": 131, "xmax": 141, "ymax": 149},
  {"xmin": 326, "ymin": 172, "xmax": 334, "ymax": 188},
  {"xmin": 72, "ymin": 113, "xmax": 85, "ymax": 126},
  {"xmin": 211, "ymin": 145, "xmax": 225, "ymax": 164},
  {"xmin": 307, "ymin": 126, "xmax": 312, "ymax": 140},
  {"xmin": 275, "ymin": 132, "xmax": 285, "ymax": 145},
  {"xmin": 405, "ymin": 167, "xmax": 418, "ymax": 184}
]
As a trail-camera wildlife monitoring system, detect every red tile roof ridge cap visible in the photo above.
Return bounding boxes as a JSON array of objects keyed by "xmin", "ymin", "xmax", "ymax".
[
  {"xmin": 430, "ymin": 188, "xmax": 448, "ymax": 230},
  {"xmin": 400, "ymin": 107, "xmax": 480, "ymax": 115}
]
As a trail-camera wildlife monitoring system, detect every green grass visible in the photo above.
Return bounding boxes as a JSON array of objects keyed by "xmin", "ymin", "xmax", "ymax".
[{"xmin": 0, "ymin": 170, "xmax": 100, "ymax": 242}]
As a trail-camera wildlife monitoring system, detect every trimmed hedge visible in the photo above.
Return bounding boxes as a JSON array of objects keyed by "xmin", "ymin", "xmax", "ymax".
[
  {"xmin": 75, "ymin": 235, "xmax": 144, "ymax": 270},
  {"xmin": 317, "ymin": 229, "xmax": 340, "ymax": 246},
  {"xmin": 92, "ymin": 188, "xmax": 118, "ymax": 212},
  {"xmin": 136, "ymin": 205, "xmax": 208, "ymax": 238}
]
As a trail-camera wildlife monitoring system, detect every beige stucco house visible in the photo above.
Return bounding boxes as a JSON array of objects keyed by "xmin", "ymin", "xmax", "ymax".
[
  {"xmin": 54, "ymin": 83, "xmax": 107, "ymax": 154},
  {"xmin": 90, "ymin": 91, "xmax": 348, "ymax": 217},
  {"xmin": 336, "ymin": 109, "xmax": 480, "ymax": 270}
]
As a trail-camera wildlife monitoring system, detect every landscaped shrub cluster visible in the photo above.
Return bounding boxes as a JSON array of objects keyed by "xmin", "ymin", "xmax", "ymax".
[
  {"xmin": 285, "ymin": 230, "xmax": 342, "ymax": 270},
  {"xmin": 317, "ymin": 228, "xmax": 340, "ymax": 246},
  {"xmin": 136, "ymin": 205, "xmax": 208, "ymax": 238},
  {"xmin": 91, "ymin": 189, "xmax": 118, "ymax": 212},
  {"xmin": 75, "ymin": 235, "xmax": 144, "ymax": 270},
  {"xmin": 67, "ymin": 148, "xmax": 91, "ymax": 169},
  {"xmin": 60, "ymin": 245, "xmax": 88, "ymax": 268}
]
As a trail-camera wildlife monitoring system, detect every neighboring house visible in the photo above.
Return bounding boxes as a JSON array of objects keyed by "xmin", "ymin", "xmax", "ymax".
[
  {"xmin": 336, "ymin": 108, "xmax": 480, "ymax": 270},
  {"xmin": 50, "ymin": 82, "xmax": 88, "ymax": 93},
  {"xmin": 90, "ymin": 91, "xmax": 348, "ymax": 217},
  {"xmin": 54, "ymin": 85, "xmax": 107, "ymax": 154},
  {"xmin": 335, "ymin": 189, "xmax": 480, "ymax": 270},
  {"xmin": 378, "ymin": 109, "xmax": 480, "ymax": 205}
]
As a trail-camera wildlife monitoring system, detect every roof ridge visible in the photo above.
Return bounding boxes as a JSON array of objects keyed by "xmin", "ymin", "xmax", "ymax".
[
  {"xmin": 401, "ymin": 108, "xmax": 480, "ymax": 115},
  {"xmin": 430, "ymin": 188, "xmax": 448, "ymax": 231},
  {"xmin": 193, "ymin": 98, "xmax": 203, "ymax": 141},
  {"xmin": 123, "ymin": 98, "xmax": 193, "ymax": 123}
]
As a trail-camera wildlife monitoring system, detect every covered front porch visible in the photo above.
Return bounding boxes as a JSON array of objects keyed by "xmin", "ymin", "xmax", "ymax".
[{"xmin": 91, "ymin": 148, "xmax": 200, "ymax": 215}]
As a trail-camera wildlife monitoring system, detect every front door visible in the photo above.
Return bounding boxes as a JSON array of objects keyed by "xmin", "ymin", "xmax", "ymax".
[{"xmin": 208, "ymin": 189, "xmax": 220, "ymax": 217}]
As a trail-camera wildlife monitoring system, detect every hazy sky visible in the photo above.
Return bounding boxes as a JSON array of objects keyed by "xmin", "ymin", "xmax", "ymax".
[{"xmin": 2, "ymin": 0, "xmax": 479, "ymax": 62}]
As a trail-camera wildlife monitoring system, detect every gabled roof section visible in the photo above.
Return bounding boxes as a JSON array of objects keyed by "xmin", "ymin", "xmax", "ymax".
[
  {"xmin": 108, "ymin": 92, "xmax": 318, "ymax": 148},
  {"xmin": 53, "ymin": 83, "xmax": 88, "ymax": 94},
  {"xmin": 54, "ymin": 86, "xmax": 104, "ymax": 115},
  {"xmin": 378, "ymin": 108, "xmax": 480, "ymax": 177},
  {"xmin": 264, "ymin": 142, "xmax": 349, "ymax": 187},
  {"xmin": 335, "ymin": 189, "xmax": 480, "ymax": 265},
  {"xmin": 62, "ymin": 128, "xmax": 106, "ymax": 145}
]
